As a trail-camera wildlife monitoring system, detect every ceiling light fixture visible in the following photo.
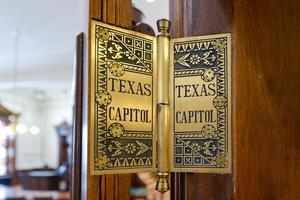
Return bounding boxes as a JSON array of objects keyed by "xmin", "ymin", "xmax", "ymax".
[
  {"xmin": 146, "ymin": 0, "xmax": 156, "ymax": 3},
  {"xmin": 16, "ymin": 124, "xmax": 27, "ymax": 134},
  {"xmin": 29, "ymin": 126, "xmax": 40, "ymax": 135}
]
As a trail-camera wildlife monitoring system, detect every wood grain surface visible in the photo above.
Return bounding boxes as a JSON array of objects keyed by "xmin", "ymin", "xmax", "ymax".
[
  {"xmin": 234, "ymin": 0, "xmax": 300, "ymax": 199},
  {"xmin": 170, "ymin": 0, "xmax": 300, "ymax": 199},
  {"xmin": 81, "ymin": 0, "xmax": 132, "ymax": 200}
]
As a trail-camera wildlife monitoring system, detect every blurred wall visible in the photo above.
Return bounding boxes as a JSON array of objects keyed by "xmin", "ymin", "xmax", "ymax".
[{"xmin": 0, "ymin": 92, "xmax": 72, "ymax": 170}]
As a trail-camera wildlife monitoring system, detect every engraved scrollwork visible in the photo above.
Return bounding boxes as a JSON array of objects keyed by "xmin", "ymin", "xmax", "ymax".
[
  {"xmin": 175, "ymin": 53, "xmax": 191, "ymax": 68},
  {"xmin": 108, "ymin": 42, "xmax": 124, "ymax": 59},
  {"xmin": 108, "ymin": 141, "xmax": 123, "ymax": 157},
  {"xmin": 201, "ymin": 51, "xmax": 217, "ymax": 66},
  {"xmin": 202, "ymin": 141, "xmax": 216, "ymax": 156},
  {"xmin": 96, "ymin": 25, "xmax": 154, "ymax": 171},
  {"xmin": 173, "ymin": 36, "xmax": 230, "ymax": 170},
  {"xmin": 136, "ymin": 140, "xmax": 151, "ymax": 156},
  {"xmin": 175, "ymin": 51, "xmax": 217, "ymax": 68},
  {"xmin": 106, "ymin": 33, "xmax": 152, "ymax": 72},
  {"xmin": 93, "ymin": 23, "xmax": 155, "ymax": 172}
]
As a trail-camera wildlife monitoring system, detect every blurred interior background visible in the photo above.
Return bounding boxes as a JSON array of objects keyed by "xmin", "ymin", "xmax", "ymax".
[{"xmin": 0, "ymin": 0, "xmax": 168, "ymax": 199}]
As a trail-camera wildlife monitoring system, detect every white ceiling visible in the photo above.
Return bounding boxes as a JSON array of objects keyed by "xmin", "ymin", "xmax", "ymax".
[
  {"xmin": 0, "ymin": 0, "xmax": 84, "ymax": 96},
  {"xmin": 0, "ymin": 0, "xmax": 168, "ymax": 98}
]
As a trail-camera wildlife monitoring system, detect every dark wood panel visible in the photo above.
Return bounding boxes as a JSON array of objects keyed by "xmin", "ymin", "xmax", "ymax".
[
  {"xmin": 170, "ymin": 0, "xmax": 300, "ymax": 199},
  {"xmin": 170, "ymin": 0, "xmax": 233, "ymax": 38},
  {"xmin": 70, "ymin": 32, "xmax": 84, "ymax": 200},
  {"xmin": 81, "ymin": 0, "xmax": 133, "ymax": 199},
  {"xmin": 170, "ymin": 173, "xmax": 186, "ymax": 200},
  {"xmin": 234, "ymin": 0, "xmax": 300, "ymax": 199}
]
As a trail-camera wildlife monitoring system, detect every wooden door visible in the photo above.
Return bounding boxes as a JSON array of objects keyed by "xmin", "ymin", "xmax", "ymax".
[
  {"xmin": 72, "ymin": 1, "xmax": 133, "ymax": 200},
  {"xmin": 170, "ymin": 0, "xmax": 300, "ymax": 199}
]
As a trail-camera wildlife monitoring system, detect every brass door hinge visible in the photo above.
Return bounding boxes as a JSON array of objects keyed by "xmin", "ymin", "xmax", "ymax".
[{"xmin": 88, "ymin": 19, "xmax": 232, "ymax": 193}]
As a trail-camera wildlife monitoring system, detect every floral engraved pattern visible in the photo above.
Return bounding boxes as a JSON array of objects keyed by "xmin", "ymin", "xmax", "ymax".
[
  {"xmin": 96, "ymin": 28, "xmax": 110, "ymax": 41},
  {"xmin": 202, "ymin": 51, "xmax": 216, "ymax": 66},
  {"xmin": 202, "ymin": 141, "xmax": 216, "ymax": 156},
  {"xmin": 201, "ymin": 124, "xmax": 216, "ymax": 138},
  {"xmin": 201, "ymin": 68, "xmax": 215, "ymax": 82},
  {"xmin": 136, "ymin": 141, "xmax": 151, "ymax": 156},
  {"xmin": 109, "ymin": 62, "xmax": 125, "ymax": 77},
  {"xmin": 173, "ymin": 36, "xmax": 230, "ymax": 170},
  {"xmin": 213, "ymin": 96, "xmax": 227, "ymax": 110},
  {"xmin": 175, "ymin": 51, "xmax": 217, "ymax": 68},
  {"xmin": 93, "ymin": 22, "xmax": 154, "ymax": 172},
  {"xmin": 125, "ymin": 51, "xmax": 135, "ymax": 60},
  {"xmin": 190, "ymin": 54, "xmax": 201, "ymax": 65},
  {"xmin": 191, "ymin": 143, "xmax": 201, "ymax": 151},
  {"xmin": 109, "ymin": 123, "xmax": 124, "ymax": 137},
  {"xmin": 108, "ymin": 141, "xmax": 123, "ymax": 157},
  {"xmin": 175, "ymin": 53, "xmax": 191, "ymax": 68},
  {"xmin": 95, "ymin": 91, "xmax": 112, "ymax": 106},
  {"xmin": 214, "ymin": 39, "xmax": 226, "ymax": 51},
  {"xmin": 95, "ymin": 155, "xmax": 109, "ymax": 168},
  {"xmin": 214, "ymin": 155, "xmax": 228, "ymax": 167},
  {"xmin": 106, "ymin": 32, "xmax": 152, "ymax": 72},
  {"xmin": 124, "ymin": 143, "xmax": 137, "ymax": 154},
  {"xmin": 108, "ymin": 42, "xmax": 123, "ymax": 59}
]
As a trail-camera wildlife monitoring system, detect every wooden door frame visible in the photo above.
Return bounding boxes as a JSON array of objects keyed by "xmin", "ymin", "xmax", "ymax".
[
  {"xmin": 170, "ymin": 0, "xmax": 300, "ymax": 199},
  {"xmin": 70, "ymin": 33, "xmax": 84, "ymax": 200},
  {"xmin": 71, "ymin": 1, "xmax": 133, "ymax": 200}
]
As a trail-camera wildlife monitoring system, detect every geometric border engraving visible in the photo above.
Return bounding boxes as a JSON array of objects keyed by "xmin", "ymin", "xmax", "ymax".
[
  {"xmin": 89, "ymin": 20, "xmax": 157, "ymax": 175},
  {"xmin": 170, "ymin": 34, "xmax": 232, "ymax": 173},
  {"xmin": 89, "ymin": 20, "xmax": 232, "ymax": 174}
]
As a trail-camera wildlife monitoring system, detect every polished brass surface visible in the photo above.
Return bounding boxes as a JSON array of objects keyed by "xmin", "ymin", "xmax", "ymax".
[
  {"xmin": 157, "ymin": 104, "xmax": 170, "ymax": 172},
  {"xmin": 89, "ymin": 18, "xmax": 232, "ymax": 182},
  {"xmin": 157, "ymin": 20, "xmax": 171, "ymax": 104},
  {"xmin": 89, "ymin": 20, "xmax": 157, "ymax": 175},
  {"xmin": 170, "ymin": 34, "xmax": 232, "ymax": 173},
  {"xmin": 156, "ymin": 19, "xmax": 171, "ymax": 192}
]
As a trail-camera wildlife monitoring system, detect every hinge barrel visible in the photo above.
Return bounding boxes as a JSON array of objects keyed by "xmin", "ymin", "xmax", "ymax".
[{"xmin": 156, "ymin": 18, "xmax": 171, "ymax": 193}]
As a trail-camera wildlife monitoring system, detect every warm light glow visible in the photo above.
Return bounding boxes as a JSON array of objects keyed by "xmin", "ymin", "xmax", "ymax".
[
  {"xmin": 29, "ymin": 126, "xmax": 40, "ymax": 135},
  {"xmin": 16, "ymin": 124, "xmax": 27, "ymax": 134}
]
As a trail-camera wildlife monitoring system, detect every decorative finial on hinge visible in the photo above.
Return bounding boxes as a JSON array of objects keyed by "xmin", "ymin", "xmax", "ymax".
[
  {"xmin": 157, "ymin": 19, "xmax": 171, "ymax": 35},
  {"xmin": 155, "ymin": 172, "xmax": 170, "ymax": 193}
]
